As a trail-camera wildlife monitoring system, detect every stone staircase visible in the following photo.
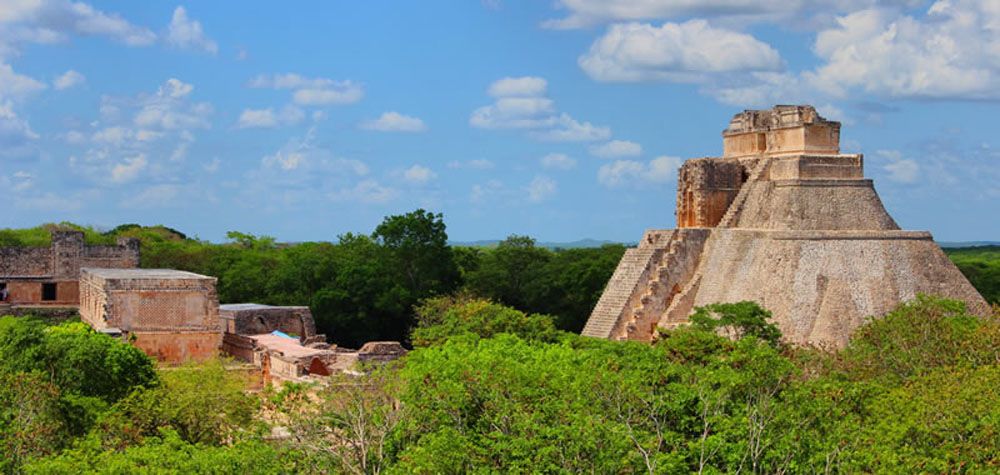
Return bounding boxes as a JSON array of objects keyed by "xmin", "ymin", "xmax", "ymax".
[
  {"xmin": 717, "ymin": 156, "xmax": 770, "ymax": 228},
  {"xmin": 581, "ymin": 247, "xmax": 660, "ymax": 339},
  {"xmin": 620, "ymin": 229, "xmax": 710, "ymax": 340}
]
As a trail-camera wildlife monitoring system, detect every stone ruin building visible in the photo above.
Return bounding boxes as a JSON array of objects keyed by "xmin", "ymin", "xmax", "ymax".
[
  {"xmin": 0, "ymin": 230, "xmax": 139, "ymax": 307},
  {"xmin": 80, "ymin": 268, "xmax": 222, "ymax": 362},
  {"xmin": 220, "ymin": 303, "xmax": 406, "ymax": 383},
  {"xmin": 583, "ymin": 105, "xmax": 989, "ymax": 347}
]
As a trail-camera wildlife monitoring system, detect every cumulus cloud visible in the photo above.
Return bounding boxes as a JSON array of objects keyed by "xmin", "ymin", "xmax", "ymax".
[
  {"xmin": 471, "ymin": 76, "xmax": 610, "ymax": 142},
  {"xmin": 589, "ymin": 139, "xmax": 642, "ymax": 158},
  {"xmin": 329, "ymin": 180, "xmax": 398, "ymax": 203},
  {"xmin": 0, "ymin": 0, "xmax": 156, "ymax": 58},
  {"xmin": 403, "ymin": 164, "xmax": 437, "ymax": 184},
  {"xmin": 110, "ymin": 153, "xmax": 147, "ymax": 183},
  {"xmin": 236, "ymin": 105, "xmax": 303, "ymax": 129},
  {"xmin": 132, "ymin": 78, "xmax": 212, "ymax": 131},
  {"xmin": 53, "ymin": 69, "xmax": 85, "ymax": 90},
  {"xmin": 247, "ymin": 73, "xmax": 364, "ymax": 106},
  {"xmin": 540, "ymin": 153, "xmax": 577, "ymax": 170},
  {"xmin": 360, "ymin": 111, "xmax": 428, "ymax": 132},
  {"xmin": 598, "ymin": 156, "xmax": 680, "ymax": 187},
  {"xmin": 579, "ymin": 20, "xmax": 783, "ymax": 82},
  {"xmin": 487, "ymin": 76, "xmax": 548, "ymax": 97},
  {"xmin": 260, "ymin": 127, "xmax": 368, "ymax": 175},
  {"xmin": 527, "ymin": 175, "xmax": 557, "ymax": 202},
  {"xmin": 166, "ymin": 6, "xmax": 217, "ymax": 54},
  {"xmin": 541, "ymin": 0, "xmax": 923, "ymax": 29},
  {"xmin": 448, "ymin": 158, "xmax": 495, "ymax": 169},
  {"xmin": 0, "ymin": 63, "xmax": 47, "ymax": 100},
  {"xmin": 808, "ymin": 2, "xmax": 1000, "ymax": 100}
]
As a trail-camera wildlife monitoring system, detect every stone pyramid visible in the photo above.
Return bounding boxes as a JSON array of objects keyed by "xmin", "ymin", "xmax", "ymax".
[{"xmin": 582, "ymin": 105, "xmax": 989, "ymax": 347}]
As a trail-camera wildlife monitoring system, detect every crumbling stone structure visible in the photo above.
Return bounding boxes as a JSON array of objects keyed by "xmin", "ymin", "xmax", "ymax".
[
  {"xmin": 583, "ymin": 105, "xmax": 989, "ymax": 347},
  {"xmin": 79, "ymin": 268, "xmax": 221, "ymax": 362},
  {"xmin": 219, "ymin": 303, "xmax": 326, "ymax": 344},
  {"xmin": 218, "ymin": 302, "xmax": 406, "ymax": 383},
  {"xmin": 0, "ymin": 231, "xmax": 139, "ymax": 306}
]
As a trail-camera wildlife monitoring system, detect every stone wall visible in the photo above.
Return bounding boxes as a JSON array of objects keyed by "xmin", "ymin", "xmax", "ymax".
[
  {"xmin": 676, "ymin": 158, "xmax": 746, "ymax": 228},
  {"xmin": 79, "ymin": 268, "xmax": 221, "ymax": 363},
  {"xmin": 220, "ymin": 304, "xmax": 319, "ymax": 340},
  {"xmin": 0, "ymin": 231, "xmax": 139, "ymax": 306}
]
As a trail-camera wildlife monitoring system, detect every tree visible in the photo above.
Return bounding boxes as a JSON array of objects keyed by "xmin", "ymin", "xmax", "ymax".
[
  {"xmin": 372, "ymin": 209, "xmax": 460, "ymax": 298},
  {"xmin": 466, "ymin": 235, "xmax": 550, "ymax": 310},
  {"xmin": 411, "ymin": 295, "xmax": 559, "ymax": 347}
]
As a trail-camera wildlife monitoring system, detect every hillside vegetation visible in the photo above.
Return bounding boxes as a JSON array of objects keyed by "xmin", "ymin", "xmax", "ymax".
[{"xmin": 3, "ymin": 295, "xmax": 998, "ymax": 473}]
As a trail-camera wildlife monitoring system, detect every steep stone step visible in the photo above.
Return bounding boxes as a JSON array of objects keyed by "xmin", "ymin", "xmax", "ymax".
[
  {"xmin": 582, "ymin": 248, "xmax": 659, "ymax": 338},
  {"xmin": 718, "ymin": 157, "xmax": 770, "ymax": 228}
]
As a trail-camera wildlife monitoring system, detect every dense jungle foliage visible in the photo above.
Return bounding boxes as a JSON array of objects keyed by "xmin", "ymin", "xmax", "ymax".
[
  {"xmin": 3, "ymin": 295, "xmax": 999, "ymax": 473},
  {"xmin": 944, "ymin": 245, "xmax": 1000, "ymax": 305}
]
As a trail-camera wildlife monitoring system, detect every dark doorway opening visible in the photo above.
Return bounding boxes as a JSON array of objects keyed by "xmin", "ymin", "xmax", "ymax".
[{"xmin": 42, "ymin": 283, "xmax": 57, "ymax": 301}]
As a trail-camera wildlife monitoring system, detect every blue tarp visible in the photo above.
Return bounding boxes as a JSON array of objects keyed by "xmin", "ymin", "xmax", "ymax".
[{"xmin": 270, "ymin": 330, "xmax": 295, "ymax": 339}]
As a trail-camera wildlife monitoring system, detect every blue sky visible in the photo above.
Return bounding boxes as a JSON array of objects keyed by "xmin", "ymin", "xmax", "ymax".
[{"xmin": 1, "ymin": 0, "xmax": 998, "ymax": 242}]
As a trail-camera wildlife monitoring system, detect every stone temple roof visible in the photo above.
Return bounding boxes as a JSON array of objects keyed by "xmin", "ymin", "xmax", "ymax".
[{"xmin": 724, "ymin": 105, "xmax": 839, "ymax": 135}]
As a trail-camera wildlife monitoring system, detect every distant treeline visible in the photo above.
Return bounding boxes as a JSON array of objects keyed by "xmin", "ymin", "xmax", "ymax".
[{"xmin": 943, "ymin": 245, "xmax": 1000, "ymax": 305}]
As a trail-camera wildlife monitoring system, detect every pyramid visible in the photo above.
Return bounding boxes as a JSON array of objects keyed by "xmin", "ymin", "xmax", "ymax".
[{"xmin": 582, "ymin": 105, "xmax": 989, "ymax": 347}]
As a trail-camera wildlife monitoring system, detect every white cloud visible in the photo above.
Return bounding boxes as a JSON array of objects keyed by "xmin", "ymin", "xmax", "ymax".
[
  {"xmin": 247, "ymin": 73, "xmax": 364, "ymax": 106},
  {"xmin": 448, "ymin": 158, "xmax": 495, "ymax": 169},
  {"xmin": 132, "ymin": 78, "xmax": 212, "ymax": 131},
  {"xmin": 166, "ymin": 6, "xmax": 217, "ymax": 54},
  {"xmin": 541, "ymin": 0, "xmax": 923, "ymax": 29},
  {"xmin": 236, "ymin": 105, "xmax": 303, "ymax": 129},
  {"xmin": 589, "ymin": 139, "xmax": 642, "ymax": 158},
  {"xmin": 53, "ymin": 69, "xmax": 84, "ymax": 90},
  {"xmin": 579, "ymin": 20, "xmax": 783, "ymax": 82},
  {"xmin": 237, "ymin": 108, "xmax": 277, "ymax": 129},
  {"xmin": 110, "ymin": 153, "xmax": 147, "ymax": 183},
  {"xmin": 471, "ymin": 77, "xmax": 610, "ymax": 142},
  {"xmin": 0, "ymin": 63, "xmax": 46, "ymax": 100},
  {"xmin": 329, "ymin": 180, "xmax": 398, "ymax": 203},
  {"xmin": 527, "ymin": 175, "xmax": 557, "ymax": 202},
  {"xmin": 527, "ymin": 113, "xmax": 611, "ymax": 142},
  {"xmin": 540, "ymin": 153, "xmax": 577, "ymax": 170},
  {"xmin": 487, "ymin": 76, "xmax": 548, "ymax": 97},
  {"xmin": 260, "ymin": 127, "xmax": 369, "ymax": 175},
  {"xmin": 470, "ymin": 97, "xmax": 556, "ymax": 129},
  {"xmin": 808, "ymin": 3, "xmax": 1000, "ymax": 100},
  {"xmin": 292, "ymin": 87, "xmax": 364, "ymax": 106},
  {"xmin": 91, "ymin": 126, "xmax": 132, "ymax": 146},
  {"xmin": 360, "ymin": 111, "xmax": 428, "ymax": 132},
  {"xmin": 884, "ymin": 158, "xmax": 919, "ymax": 183},
  {"xmin": 598, "ymin": 156, "xmax": 680, "ymax": 187},
  {"xmin": 403, "ymin": 164, "xmax": 437, "ymax": 184},
  {"xmin": 0, "ymin": 0, "xmax": 156, "ymax": 58},
  {"xmin": 0, "ymin": 100, "xmax": 40, "ymax": 160}
]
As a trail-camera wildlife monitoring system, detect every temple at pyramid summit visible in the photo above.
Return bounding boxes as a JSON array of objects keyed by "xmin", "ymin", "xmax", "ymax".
[{"xmin": 582, "ymin": 105, "xmax": 989, "ymax": 347}]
